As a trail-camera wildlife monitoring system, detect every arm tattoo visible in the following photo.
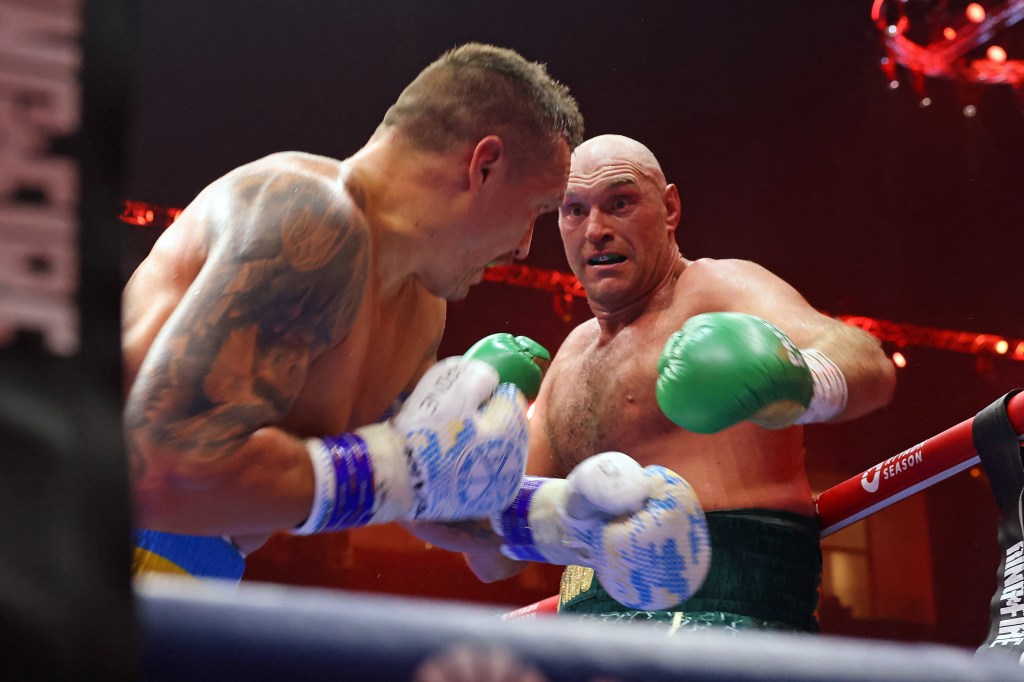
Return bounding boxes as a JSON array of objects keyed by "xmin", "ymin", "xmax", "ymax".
[{"xmin": 127, "ymin": 168, "xmax": 369, "ymax": 469}]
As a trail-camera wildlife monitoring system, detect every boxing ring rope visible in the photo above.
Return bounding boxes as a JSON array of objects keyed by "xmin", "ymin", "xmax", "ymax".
[
  {"xmin": 816, "ymin": 391, "xmax": 1024, "ymax": 537},
  {"xmin": 137, "ymin": 576, "xmax": 1022, "ymax": 681},
  {"xmin": 507, "ymin": 392, "xmax": 1024, "ymax": 620}
]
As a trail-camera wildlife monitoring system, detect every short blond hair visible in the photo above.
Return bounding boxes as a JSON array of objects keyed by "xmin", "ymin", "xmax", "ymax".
[{"xmin": 381, "ymin": 43, "xmax": 584, "ymax": 170}]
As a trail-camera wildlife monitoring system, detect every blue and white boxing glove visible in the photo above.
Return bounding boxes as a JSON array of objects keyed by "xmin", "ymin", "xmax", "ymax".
[
  {"xmin": 493, "ymin": 452, "xmax": 711, "ymax": 611},
  {"xmin": 293, "ymin": 357, "xmax": 529, "ymax": 534}
]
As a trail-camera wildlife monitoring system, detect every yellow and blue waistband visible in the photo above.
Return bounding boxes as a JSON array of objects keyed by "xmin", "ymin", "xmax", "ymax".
[{"xmin": 132, "ymin": 529, "xmax": 245, "ymax": 581}]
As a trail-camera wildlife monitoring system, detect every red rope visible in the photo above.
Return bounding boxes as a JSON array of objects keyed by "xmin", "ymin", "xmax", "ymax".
[{"xmin": 120, "ymin": 199, "xmax": 1024, "ymax": 360}]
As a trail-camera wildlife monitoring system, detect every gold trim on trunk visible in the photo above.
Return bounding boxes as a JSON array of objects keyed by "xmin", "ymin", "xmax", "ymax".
[{"xmin": 559, "ymin": 564, "xmax": 595, "ymax": 607}]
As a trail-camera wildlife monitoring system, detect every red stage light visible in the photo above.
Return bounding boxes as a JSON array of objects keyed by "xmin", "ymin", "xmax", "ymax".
[
  {"xmin": 987, "ymin": 45, "xmax": 1008, "ymax": 63},
  {"xmin": 873, "ymin": 0, "xmax": 1024, "ymax": 102}
]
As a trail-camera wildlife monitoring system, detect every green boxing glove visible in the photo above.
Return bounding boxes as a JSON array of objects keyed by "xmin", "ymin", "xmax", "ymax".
[
  {"xmin": 464, "ymin": 334, "xmax": 550, "ymax": 401},
  {"xmin": 656, "ymin": 312, "xmax": 847, "ymax": 434}
]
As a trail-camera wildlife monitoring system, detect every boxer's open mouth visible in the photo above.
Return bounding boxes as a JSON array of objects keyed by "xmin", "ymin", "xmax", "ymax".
[{"xmin": 588, "ymin": 253, "xmax": 626, "ymax": 266}]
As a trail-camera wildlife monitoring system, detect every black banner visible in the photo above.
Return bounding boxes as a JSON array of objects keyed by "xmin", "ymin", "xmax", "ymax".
[
  {"xmin": 0, "ymin": 0, "xmax": 139, "ymax": 677},
  {"xmin": 973, "ymin": 389, "xmax": 1024, "ymax": 661}
]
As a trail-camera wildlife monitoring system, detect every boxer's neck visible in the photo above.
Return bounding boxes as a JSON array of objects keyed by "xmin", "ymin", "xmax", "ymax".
[
  {"xmin": 590, "ymin": 257, "xmax": 687, "ymax": 335},
  {"xmin": 345, "ymin": 133, "xmax": 466, "ymax": 300}
]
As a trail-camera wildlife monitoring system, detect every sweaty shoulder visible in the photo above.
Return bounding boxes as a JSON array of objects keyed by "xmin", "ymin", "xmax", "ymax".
[
  {"xmin": 189, "ymin": 151, "xmax": 371, "ymax": 354},
  {"xmin": 553, "ymin": 318, "xmax": 598, "ymax": 361},
  {"xmin": 124, "ymin": 152, "xmax": 376, "ymax": 460},
  {"xmin": 677, "ymin": 258, "xmax": 777, "ymax": 310},
  {"xmin": 215, "ymin": 151, "xmax": 361, "ymax": 237},
  {"xmin": 682, "ymin": 257, "xmax": 767, "ymax": 287}
]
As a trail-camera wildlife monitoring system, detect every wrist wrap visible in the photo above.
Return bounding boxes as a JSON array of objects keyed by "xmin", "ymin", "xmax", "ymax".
[
  {"xmin": 495, "ymin": 476, "xmax": 547, "ymax": 562},
  {"xmin": 293, "ymin": 434, "xmax": 377, "ymax": 534},
  {"xmin": 794, "ymin": 349, "xmax": 848, "ymax": 424}
]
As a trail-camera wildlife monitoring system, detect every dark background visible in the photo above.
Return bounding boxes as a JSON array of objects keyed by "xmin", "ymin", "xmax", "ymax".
[{"xmin": 122, "ymin": 0, "xmax": 1024, "ymax": 649}]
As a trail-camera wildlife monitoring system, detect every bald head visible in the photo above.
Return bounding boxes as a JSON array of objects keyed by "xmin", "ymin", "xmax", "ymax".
[
  {"xmin": 558, "ymin": 134, "xmax": 683, "ymax": 314},
  {"xmin": 569, "ymin": 134, "xmax": 667, "ymax": 189}
]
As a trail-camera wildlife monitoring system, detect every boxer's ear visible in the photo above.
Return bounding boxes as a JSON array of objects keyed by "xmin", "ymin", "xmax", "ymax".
[
  {"xmin": 663, "ymin": 183, "xmax": 681, "ymax": 234},
  {"xmin": 468, "ymin": 136, "xmax": 505, "ymax": 194}
]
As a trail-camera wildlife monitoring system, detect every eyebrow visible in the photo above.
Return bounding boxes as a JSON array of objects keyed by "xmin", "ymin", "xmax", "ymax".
[{"xmin": 563, "ymin": 177, "xmax": 641, "ymax": 202}]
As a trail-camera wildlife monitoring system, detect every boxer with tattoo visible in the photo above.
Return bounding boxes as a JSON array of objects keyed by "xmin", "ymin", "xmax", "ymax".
[{"xmin": 123, "ymin": 43, "xmax": 583, "ymax": 579}]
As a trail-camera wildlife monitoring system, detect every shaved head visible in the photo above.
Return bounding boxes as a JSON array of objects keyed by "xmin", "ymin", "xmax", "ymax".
[
  {"xmin": 569, "ymin": 134, "xmax": 667, "ymax": 189},
  {"xmin": 558, "ymin": 133, "xmax": 683, "ymax": 315}
]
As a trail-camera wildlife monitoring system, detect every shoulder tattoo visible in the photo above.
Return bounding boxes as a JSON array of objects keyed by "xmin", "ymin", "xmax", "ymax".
[{"xmin": 126, "ymin": 170, "xmax": 370, "ymax": 466}]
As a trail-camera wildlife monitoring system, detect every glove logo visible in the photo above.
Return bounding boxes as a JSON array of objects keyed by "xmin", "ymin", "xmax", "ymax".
[
  {"xmin": 455, "ymin": 440, "xmax": 519, "ymax": 511},
  {"xmin": 407, "ymin": 362, "xmax": 470, "ymax": 421},
  {"xmin": 406, "ymin": 397, "xmax": 528, "ymax": 521}
]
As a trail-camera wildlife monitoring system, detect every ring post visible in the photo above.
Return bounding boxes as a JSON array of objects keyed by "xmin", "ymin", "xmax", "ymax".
[{"xmin": 973, "ymin": 390, "xmax": 1024, "ymax": 660}]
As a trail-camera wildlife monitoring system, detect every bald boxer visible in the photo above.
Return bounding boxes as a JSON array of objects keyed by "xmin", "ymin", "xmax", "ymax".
[
  {"xmin": 123, "ymin": 43, "xmax": 583, "ymax": 579},
  {"xmin": 430, "ymin": 134, "xmax": 895, "ymax": 633}
]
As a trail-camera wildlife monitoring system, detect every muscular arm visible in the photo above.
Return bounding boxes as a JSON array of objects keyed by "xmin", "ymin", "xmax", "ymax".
[
  {"xmin": 126, "ymin": 160, "xmax": 368, "ymax": 536},
  {"xmin": 696, "ymin": 258, "xmax": 895, "ymax": 422},
  {"xmin": 786, "ymin": 315, "xmax": 895, "ymax": 421}
]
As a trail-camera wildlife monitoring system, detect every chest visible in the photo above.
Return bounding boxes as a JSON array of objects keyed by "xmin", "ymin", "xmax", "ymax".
[
  {"xmin": 282, "ymin": 287, "xmax": 444, "ymax": 436},
  {"xmin": 544, "ymin": 323, "xmax": 678, "ymax": 473}
]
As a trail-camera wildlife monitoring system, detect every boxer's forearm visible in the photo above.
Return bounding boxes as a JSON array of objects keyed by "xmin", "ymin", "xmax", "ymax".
[
  {"xmin": 465, "ymin": 547, "xmax": 526, "ymax": 582},
  {"xmin": 810, "ymin": 319, "xmax": 895, "ymax": 421},
  {"xmin": 133, "ymin": 359, "xmax": 530, "ymax": 538},
  {"xmin": 131, "ymin": 424, "xmax": 315, "ymax": 536},
  {"xmin": 399, "ymin": 519, "xmax": 504, "ymax": 553},
  {"xmin": 398, "ymin": 519, "xmax": 527, "ymax": 580}
]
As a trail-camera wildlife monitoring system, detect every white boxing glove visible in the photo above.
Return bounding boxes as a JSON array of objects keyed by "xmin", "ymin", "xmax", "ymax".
[
  {"xmin": 294, "ymin": 357, "xmax": 529, "ymax": 534},
  {"xmin": 492, "ymin": 451, "xmax": 711, "ymax": 611}
]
